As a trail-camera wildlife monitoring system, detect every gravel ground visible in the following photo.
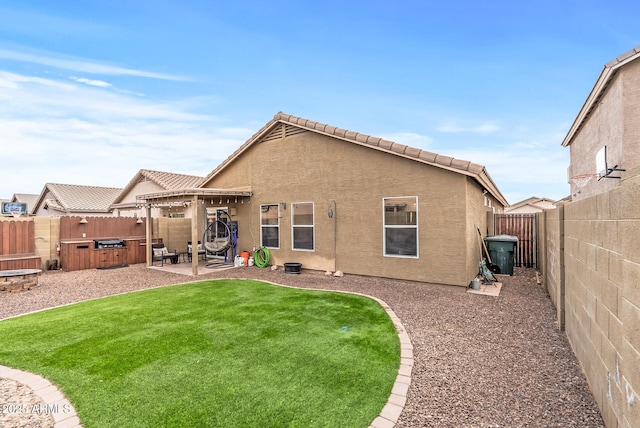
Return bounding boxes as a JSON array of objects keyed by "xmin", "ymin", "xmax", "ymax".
[{"xmin": 1, "ymin": 264, "xmax": 604, "ymax": 427}]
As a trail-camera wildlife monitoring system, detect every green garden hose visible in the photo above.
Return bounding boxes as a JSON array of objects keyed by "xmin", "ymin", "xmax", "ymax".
[{"xmin": 254, "ymin": 247, "xmax": 270, "ymax": 268}]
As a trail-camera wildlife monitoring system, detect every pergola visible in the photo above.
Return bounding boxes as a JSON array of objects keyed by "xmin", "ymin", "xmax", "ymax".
[{"xmin": 135, "ymin": 188, "xmax": 252, "ymax": 275}]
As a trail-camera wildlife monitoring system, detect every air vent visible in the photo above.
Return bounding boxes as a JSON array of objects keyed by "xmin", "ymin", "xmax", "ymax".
[
  {"xmin": 262, "ymin": 123, "xmax": 308, "ymax": 142},
  {"xmin": 284, "ymin": 124, "xmax": 307, "ymax": 137},
  {"xmin": 262, "ymin": 125, "xmax": 284, "ymax": 142}
]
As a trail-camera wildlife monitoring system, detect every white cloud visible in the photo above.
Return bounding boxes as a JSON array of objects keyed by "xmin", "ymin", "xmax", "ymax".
[
  {"xmin": 437, "ymin": 121, "xmax": 500, "ymax": 134},
  {"xmin": 440, "ymin": 146, "xmax": 570, "ymax": 202},
  {"xmin": 0, "ymin": 70, "xmax": 249, "ymax": 198},
  {"xmin": 70, "ymin": 76, "xmax": 112, "ymax": 88},
  {"xmin": 0, "ymin": 48, "xmax": 188, "ymax": 81}
]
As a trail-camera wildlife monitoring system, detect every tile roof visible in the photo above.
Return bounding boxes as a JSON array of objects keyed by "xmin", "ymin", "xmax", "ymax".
[
  {"xmin": 506, "ymin": 197, "xmax": 557, "ymax": 210},
  {"xmin": 34, "ymin": 183, "xmax": 123, "ymax": 213},
  {"xmin": 112, "ymin": 169, "xmax": 204, "ymax": 205},
  {"xmin": 201, "ymin": 112, "xmax": 508, "ymax": 206},
  {"xmin": 562, "ymin": 45, "xmax": 640, "ymax": 147}
]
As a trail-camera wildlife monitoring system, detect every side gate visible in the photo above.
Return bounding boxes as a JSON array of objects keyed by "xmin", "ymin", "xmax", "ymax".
[{"xmin": 494, "ymin": 213, "xmax": 537, "ymax": 268}]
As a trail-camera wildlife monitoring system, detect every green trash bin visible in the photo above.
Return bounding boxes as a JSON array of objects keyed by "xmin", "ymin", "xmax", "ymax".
[{"xmin": 484, "ymin": 235, "xmax": 518, "ymax": 276}]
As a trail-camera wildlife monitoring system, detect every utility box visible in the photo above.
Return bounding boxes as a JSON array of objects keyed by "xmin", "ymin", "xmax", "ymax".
[{"xmin": 484, "ymin": 235, "xmax": 518, "ymax": 276}]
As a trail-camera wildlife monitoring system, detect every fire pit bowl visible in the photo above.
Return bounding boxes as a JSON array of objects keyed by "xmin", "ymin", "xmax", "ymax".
[{"xmin": 284, "ymin": 262, "xmax": 302, "ymax": 274}]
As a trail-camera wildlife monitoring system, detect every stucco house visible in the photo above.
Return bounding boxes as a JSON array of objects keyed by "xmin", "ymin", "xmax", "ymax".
[
  {"xmin": 10, "ymin": 193, "xmax": 39, "ymax": 215},
  {"xmin": 32, "ymin": 183, "xmax": 122, "ymax": 217},
  {"xmin": 111, "ymin": 169, "xmax": 204, "ymax": 218},
  {"xmin": 505, "ymin": 197, "xmax": 557, "ymax": 214},
  {"xmin": 138, "ymin": 112, "xmax": 508, "ymax": 287},
  {"xmin": 563, "ymin": 45, "xmax": 640, "ymax": 201}
]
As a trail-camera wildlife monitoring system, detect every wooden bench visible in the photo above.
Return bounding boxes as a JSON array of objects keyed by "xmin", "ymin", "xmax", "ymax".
[{"xmin": 0, "ymin": 254, "xmax": 41, "ymax": 271}]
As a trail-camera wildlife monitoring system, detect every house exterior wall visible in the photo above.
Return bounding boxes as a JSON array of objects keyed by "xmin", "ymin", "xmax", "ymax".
[
  {"xmin": 623, "ymin": 60, "xmax": 640, "ymax": 171},
  {"xmin": 542, "ymin": 166, "xmax": 640, "ymax": 427},
  {"xmin": 114, "ymin": 180, "xmax": 192, "ymax": 219},
  {"xmin": 204, "ymin": 130, "xmax": 491, "ymax": 286},
  {"xmin": 465, "ymin": 180, "xmax": 494, "ymax": 282},
  {"xmin": 569, "ymin": 60, "xmax": 640, "ymax": 201}
]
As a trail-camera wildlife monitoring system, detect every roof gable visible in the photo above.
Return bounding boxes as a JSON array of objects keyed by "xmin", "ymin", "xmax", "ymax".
[
  {"xmin": 112, "ymin": 169, "xmax": 204, "ymax": 205},
  {"xmin": 11, "ymin": 193, "xmax": 39, "ymax": 214},
  {"xmin": 507, "ymin": 197, "xmax": 557, "ymax": 211},
  {"xmin": 562, "ymin": 45, "xmax": 640, "ymax": 147},
  {"xmin": 200, "ymin": 112, "xmax": 508, "ymax": 206},
  {"xmin": 33, "ymin": 183, "xmax": 122, "ymax": 213}
]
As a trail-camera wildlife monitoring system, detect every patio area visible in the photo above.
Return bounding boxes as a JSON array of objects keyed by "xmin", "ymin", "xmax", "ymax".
[{"xmin": 148, "ymin": 257, "xmax": 238, "ymax": 276}]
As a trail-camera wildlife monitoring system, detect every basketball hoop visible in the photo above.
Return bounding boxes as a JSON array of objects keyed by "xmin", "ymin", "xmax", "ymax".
[
  {"xmin": 570, "ymin": 173, "xmax": 597, "ymax": 188},
  {"xmin": 10, "ymin": 211, "xmax": 21, "ymax": 218}
]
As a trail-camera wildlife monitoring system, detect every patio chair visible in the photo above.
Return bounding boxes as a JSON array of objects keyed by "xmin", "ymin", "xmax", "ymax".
[
  {"xmin": 152, "ymin": 243, "xmax": 179, "ymax": 266},
  {"xmin": 187, "ymin": 241, "xmax": 206, "ymax": 262}
]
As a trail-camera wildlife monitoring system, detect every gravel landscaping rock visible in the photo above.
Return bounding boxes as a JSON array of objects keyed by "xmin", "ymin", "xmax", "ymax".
[{"xmin": 0, "ymin": 264, "xmax": 604, "ymax": 427}]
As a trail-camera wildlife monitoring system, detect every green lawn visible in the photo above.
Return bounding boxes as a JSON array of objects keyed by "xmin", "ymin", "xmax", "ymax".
[{"xmin": 0, "ymin": 280, "xmax": 400, "ymax": 427}]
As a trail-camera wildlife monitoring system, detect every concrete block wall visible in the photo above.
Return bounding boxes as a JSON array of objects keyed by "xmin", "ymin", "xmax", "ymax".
[
  {"xmin": 155, "ymin": 217, "xmax": 193, "ymax": 253},
  {"xmin": 543, "ymin": 206, "xmax": 564, "ymax": 328},
  {"xmin": 34, "ymin": 217, "xmax": 59, "ymax": 270},
  {"xmin": 544, "ymin": 167, "xmax": 640, "ymax": 427}
]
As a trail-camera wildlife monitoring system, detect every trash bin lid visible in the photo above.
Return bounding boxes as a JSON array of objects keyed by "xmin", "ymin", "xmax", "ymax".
[{"xmin": 484, "ymin": 234, "xmax": 519, "ymax": 242}]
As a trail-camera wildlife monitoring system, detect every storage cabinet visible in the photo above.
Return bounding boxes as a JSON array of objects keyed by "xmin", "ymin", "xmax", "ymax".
[
  {"xmin": 94, "ymin": 248, "xmax": 127, "ymax": 269},
  {"xmin": 60, "ymin": 238, "xmax": 160, "ymax": 271},
  {"xmin": 60, "ymin": 242, "xmax": 93, "ymax": 271}
]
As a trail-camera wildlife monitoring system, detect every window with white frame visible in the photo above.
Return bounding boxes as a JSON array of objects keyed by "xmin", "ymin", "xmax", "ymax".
[
  {"xmin": 383, "ymin": 196, "xmax": 418, "ymax": 257},
  {"xmin": 291, "ymin": 202, "xmax": 314, "ymax": 251},
  {"xmin": 260, "ymin": 204, "xmax": 280, "ymax": 248}
]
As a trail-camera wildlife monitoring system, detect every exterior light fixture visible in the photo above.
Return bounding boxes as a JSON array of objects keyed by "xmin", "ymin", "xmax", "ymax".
[{"xmin": 79, "ymin": 217, "xmax": 88, "ymax": 224}]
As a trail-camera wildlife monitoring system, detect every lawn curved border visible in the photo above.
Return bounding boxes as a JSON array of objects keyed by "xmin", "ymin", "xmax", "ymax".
[
  {"xmin": 250, "ymin": 279, "xmax": 414, "ymax": 428},
  {"xmin": 1, "ymin": 277, "xmax": 414, "ymax": 428},
  {"xmin": 0, "ymin": 365, "xmax": 82, "ymax": 428}
]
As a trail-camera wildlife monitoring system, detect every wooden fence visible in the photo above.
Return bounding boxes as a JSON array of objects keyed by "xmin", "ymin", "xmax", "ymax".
[
  {"xmin": 0, "ymin": 219, "xmax": 41, "ymax": 270},
  {"xmin": 60, "ymin": 216, "xmax": 146, "ymax": 241},
  {"xmin": 494, "ymin": 213, "xmax": 537, "ymax": 268},
  {"xmin": 59, "ymin": 216, "xmax": 148, "ymax": 271}
]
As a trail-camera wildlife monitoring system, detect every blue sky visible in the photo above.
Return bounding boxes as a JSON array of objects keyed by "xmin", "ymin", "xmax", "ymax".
[{"xmin": 0, "ymin": 1, "xmax": 638, "ymax": 204}]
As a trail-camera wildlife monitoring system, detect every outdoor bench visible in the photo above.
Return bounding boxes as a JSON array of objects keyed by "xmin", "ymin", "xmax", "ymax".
[{"xmin": 0, "ymin": 253, "xmax": 42, "ymax": 271}]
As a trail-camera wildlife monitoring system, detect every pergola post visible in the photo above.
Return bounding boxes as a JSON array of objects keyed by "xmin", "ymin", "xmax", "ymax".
[
  {"xmin": 145, "ymin": 204, "xmax": 152, "ymax": 266},
  {"xmin": 191, "ymin": 195, "xmax": 199, "ymax": 275}
]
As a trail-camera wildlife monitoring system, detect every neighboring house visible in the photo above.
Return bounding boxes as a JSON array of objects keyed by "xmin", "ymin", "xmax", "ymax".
[
  {"xmin": 505, "ymin": 197, "xmax": 557, "ymax": 214},
  {"xmin": 111, "ymin": 169, "xmax": 204, "ymax": 218},
  {"xmin": 10, "ymin": 193, "xmax": 39, "ymax": 215},
  {"xmin": 32, "ymin": 183, "xmax": 122, "ymax": 217},
  {"xmin": 178, "ymin": 112, "xmax": 507, "ymax": 287},
  {"xmin": 563, "ymin": 45, "xmax": 640, "ymax": 201}
]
